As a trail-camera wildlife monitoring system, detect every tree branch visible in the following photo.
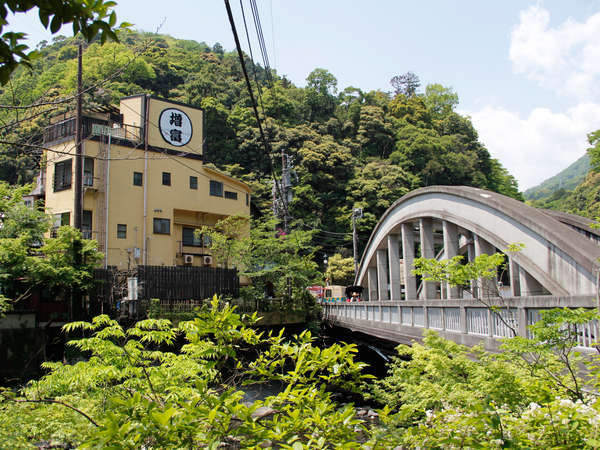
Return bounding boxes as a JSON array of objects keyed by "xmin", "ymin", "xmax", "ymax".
[{"xmin": 9, "ymin": 397, "xmax": 99, "ymax": 427}]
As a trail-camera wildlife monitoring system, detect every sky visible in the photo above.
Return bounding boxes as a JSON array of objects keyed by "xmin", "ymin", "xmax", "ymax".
[{"xmin": 8, "ymin": 0, "xmax": 600, "ymax": 190}]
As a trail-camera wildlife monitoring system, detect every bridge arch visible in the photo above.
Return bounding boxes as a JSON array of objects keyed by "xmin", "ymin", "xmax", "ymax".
[{"xmin": 356, "ymin": 186, "xmax": 600, "ymax": 300}]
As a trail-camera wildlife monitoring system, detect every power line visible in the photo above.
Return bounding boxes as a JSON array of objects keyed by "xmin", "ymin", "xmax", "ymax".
[{"xmin": 224, "ymin": 0, "xmax": 287, "ymax": 215}]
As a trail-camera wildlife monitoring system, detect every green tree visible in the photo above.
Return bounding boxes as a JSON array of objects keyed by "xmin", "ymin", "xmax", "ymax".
[
  {"xmin": 305, "ymin": 67, "xmax": 338, "ymax": 121},
  {"xmin": 197, "ymin": 214, "xmax": 250, "ymax": 270},
  {"xmin": 0, "ymin": 182, "xmax": 102, "ymax": 316},
  {"xmin": 325, "ymin": 253, "xmax": 355, "ymax": 285},
  {"xmin": 356, "ymin": 105, "xmax": 395, "ymax": 159},
  {"xmin": 423, "ymin": 83, "xmax": 458, "ymax": 120},
  {"xmin": 0, "ymin": 299, "xmax": 373, "ymax": 447},
  {"xmin": 0, "ymin": 0, "xmax": 130, "ymax": 83},
  {"xmin": 587, "ymin": 129, "xmax": 600, "ymax": 172},
  {"xmin": 243, "ymin": 216, "xmax": 321, "ymax": 303}
]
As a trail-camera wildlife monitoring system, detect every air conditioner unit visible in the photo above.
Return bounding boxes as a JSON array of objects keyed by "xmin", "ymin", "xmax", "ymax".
[
  {"xmin": 184, "ymin": 254, "xmax": 194, "ymax": 264},
  {"xmin": 203, "ymin": 255, "xmax": 213, "ymax": 266}
]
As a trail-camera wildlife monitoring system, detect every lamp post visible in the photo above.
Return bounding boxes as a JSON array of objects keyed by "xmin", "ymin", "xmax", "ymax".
[{"xmin": 352, "ymin": 208, "xmax": 363, "ymax": 278}]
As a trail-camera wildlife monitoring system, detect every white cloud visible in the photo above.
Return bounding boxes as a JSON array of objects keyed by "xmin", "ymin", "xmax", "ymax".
[
  {"xmin": 509, "ymin": 4, "xmax": 600, "ymax": 100},
  {"xmin": 463, "ymin": 102, "xmax": 600, "ymax": 190}
]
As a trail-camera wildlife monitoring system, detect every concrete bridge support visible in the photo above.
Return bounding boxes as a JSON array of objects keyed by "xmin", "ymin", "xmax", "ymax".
[
  {"xmin": 376, "ymin": 249, "xmax": 389, "ymax": 301},
  {"xmin": 443, "ymin": 220, "xmax": 460, "ymax": 299},
  {"xmin": 368, "ymin": 267, "xmax": 378, "ymax": 301},
  {"xmin": 388, "ymin": 234, "xmax": 402, "ymax": 301},
  {"xmin": 419, "ymin": 218, "xmax": 436, "ymax": 299},
  {"xmin": 401, "ymin": 222, "xmax": 417, "ymax": 300}
]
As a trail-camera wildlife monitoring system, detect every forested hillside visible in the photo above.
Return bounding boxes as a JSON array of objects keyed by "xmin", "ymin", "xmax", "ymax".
[
  {"xmin": 0, "ymin": 31, "xmax": 521, "ymax": 255},
  {"xmin": 527, "ymin": 131, "xmax": 600, "ymax": 219},
  {"xmin": 524, "ymin": 153, "xmax": 589, "ymax": 201}
]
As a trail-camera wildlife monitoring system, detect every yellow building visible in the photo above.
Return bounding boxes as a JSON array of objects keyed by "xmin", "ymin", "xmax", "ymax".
[{"xmin": 41, "ymin": 94, "xmax": 251, "ymax": 269}]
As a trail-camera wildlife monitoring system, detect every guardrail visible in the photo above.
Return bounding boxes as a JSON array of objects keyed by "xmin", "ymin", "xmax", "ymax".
[{"xmin": 322, "ymin": 296, "xmax": 599, "ymax": 351}]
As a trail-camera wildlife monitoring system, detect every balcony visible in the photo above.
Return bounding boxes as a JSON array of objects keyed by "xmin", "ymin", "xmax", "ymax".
[{"xmin": 44, "ymin": 116, "xmax": 142, "ymax": 145}]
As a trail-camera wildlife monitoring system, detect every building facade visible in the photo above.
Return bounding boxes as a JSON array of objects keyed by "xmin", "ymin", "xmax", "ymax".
[{"xmin": 40, "ymin": 94, "xmax": 251, "ymax": 269}]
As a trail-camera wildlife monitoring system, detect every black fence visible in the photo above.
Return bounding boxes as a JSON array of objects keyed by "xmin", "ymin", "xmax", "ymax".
[
  {"xmin": 137, "ymin": 265, "xmax": 239, "ymax": 300},
  {"xmin": 93, "ymin": 266, "xmax": 238, "ymax": 302}
]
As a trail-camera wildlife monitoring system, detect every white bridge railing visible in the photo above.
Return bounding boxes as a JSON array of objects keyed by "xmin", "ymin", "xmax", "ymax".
[{"xmin": 322, "ymin": 296, "xmax": 599, "ymax": 350}]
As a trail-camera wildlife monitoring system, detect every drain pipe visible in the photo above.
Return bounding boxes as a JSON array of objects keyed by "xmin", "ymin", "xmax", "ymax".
[
  {"xmin": 104, "ymin": 132, "xmax": 111, "ymax": 268},
  {"xmin": 142, "ymin": 95, "xmax": 149, "ymax": 265}
]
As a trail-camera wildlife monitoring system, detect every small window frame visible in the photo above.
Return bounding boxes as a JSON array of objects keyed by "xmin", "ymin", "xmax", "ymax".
[
  {"xmin": 182, "ymin": 227, "xmax": 202, "ymax": 247},
  {"xmin": 153, "ymin": 218, "xmax": 171, "ymax": 235},
  {"xmin": 189, "ymin": 176, "xmax": 198, "ymax": 190},
  {"xmin": 133, "ymin": 171, "xmax": 143, "ymax": 186},
  {"xmin": 209, "ymin": 180, "xmax": 223, "ymax": 197},
  {"xmin": 162, "ymin": 172, "xmax": 171, "ymax": 186},
  {"xmin": 117, "ymin": 224, "xmax": 127, "ymax": 239}
]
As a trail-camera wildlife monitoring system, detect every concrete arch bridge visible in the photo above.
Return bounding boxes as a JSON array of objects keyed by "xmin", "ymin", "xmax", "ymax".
[{"xmin": 324, "ymin": 186, "xmax": 600, "ymax": 351}]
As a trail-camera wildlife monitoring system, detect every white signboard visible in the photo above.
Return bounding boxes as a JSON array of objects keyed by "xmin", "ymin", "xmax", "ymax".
[{"xmin": 159, "ymin": 108, "xmax": 192, "ymax": 147}]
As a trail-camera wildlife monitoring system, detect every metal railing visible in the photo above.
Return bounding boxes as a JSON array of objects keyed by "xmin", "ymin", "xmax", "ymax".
[{"xmin": 322, "ymin": 297, "xmax": 598, "ymax": 350}]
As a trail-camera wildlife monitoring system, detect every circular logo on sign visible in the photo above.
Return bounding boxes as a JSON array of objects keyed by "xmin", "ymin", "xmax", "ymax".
[{"xmin": 158, "ymin": 108, "xmax": 193, "ymax": 147}]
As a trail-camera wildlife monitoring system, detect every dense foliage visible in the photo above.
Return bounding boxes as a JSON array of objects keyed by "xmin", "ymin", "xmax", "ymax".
[
  {"xmin": 369, "ymin": 307, "xmax": 600, "ymax": 448},
  {"xmin": 199, "ymin": 215, "xmax": 321, "ymax": 303},
  {"xmin": 0, "ymin": 0, "xmax": 129, "ymax": 83},
  {"xmin": 3, "ymin": 298, "xmax": 600, "ymax": 448},
  {"xmin": 0, "ymin": 297, "xmax": 376, "ymax": 448},
  {"xmin": 0, "ymin": 31, "xmax": 521, "ymax": 259},
  {"xmin": 0, "ymin": 182, "xmax": 102, "ymax": 316}
]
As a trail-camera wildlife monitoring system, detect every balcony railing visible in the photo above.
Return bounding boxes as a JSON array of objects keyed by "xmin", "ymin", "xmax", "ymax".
[{"xmin": 44, "ymin": 117, "xmax": 142, "ymax": 145}]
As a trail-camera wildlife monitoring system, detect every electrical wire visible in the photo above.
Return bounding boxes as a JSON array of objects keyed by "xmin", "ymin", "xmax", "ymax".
[{"xmin": 224, "ymin": 0, "xmax": 286, "ymax": 213}]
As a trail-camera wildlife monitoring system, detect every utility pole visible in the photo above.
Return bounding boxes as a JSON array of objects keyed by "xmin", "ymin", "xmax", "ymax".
[
  {"xmin": 281, "ymin": 150, "xmax": 291, "ymax": 232},
  {"xmin": 352, "ymin": 208, "xmax": 362, "ymax": 277},
  {"xmin": 74, "ymin": 43, "xmax": 83, "ymax": 230},
  {"xmin": 72, "ymin": 43, "xmax": 83, "ymax": 321},
  {"xmin": 281, "ymin": 150, "xmax": 293, "ymax": 301}
]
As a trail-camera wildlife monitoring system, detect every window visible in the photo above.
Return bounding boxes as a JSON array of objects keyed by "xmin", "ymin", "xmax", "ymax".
[
  {"xmin": 51, "ymin": 212, "xmax": 70, "ymax": 236},
  {"xmin": 162, "ymin": 172, "xmax": 171, "ymax": 186},
  {"xmin": 133, "ymin": 171, "xmax": 143, "ymax": 186},
  {"xmin": 117, "ymin": 224, "xmax": 127, "ymax": 239},
  {"xmin": 182, "ymin": 227, "xmax": 202, "ymax": 246},
  {"xmin": 189, "ymin": 176, "xmax": 198, "ymax": 190},
  {"xmin": 82, "ymin": 211, "xmax": 92, "ymax": 239},
  {"xmin": 224, "ymin": 191, "xmax": 238, "ymax": 200},
  {"xmin": 246, "ymin": 193, "xmax": 249, "ymax": 206},
  {"xmin": 53, "ymin": 159, "xmax": 72, "ymax": 191},
  {"xmin": 209, "ymin": 180, "xmax": 223, "ymax": 197},
  {"xmin": 153, "ymin": 218, "xmax": 170, "ymax": 235},
  {"xmin": 203, "ymin": 233, "xmax": 212, "ymax": 247},
  {"xmin": 83, "ymin": 157, "xmax": 94, "ymax": 186}
]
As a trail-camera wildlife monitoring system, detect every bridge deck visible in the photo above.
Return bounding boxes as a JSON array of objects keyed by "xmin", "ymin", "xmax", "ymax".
[{"xmin": 322, "ymin": 296, "xmax": 599, "ymax": 352}]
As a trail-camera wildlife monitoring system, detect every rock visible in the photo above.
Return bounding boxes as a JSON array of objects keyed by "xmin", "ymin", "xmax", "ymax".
[{"xmin": 252, "ymin": 406, "xmax": 277, "ymax": 420}]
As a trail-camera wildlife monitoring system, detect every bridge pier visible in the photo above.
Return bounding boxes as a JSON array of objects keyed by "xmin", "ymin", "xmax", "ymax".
[
  {"xmin": 376, "ymin": 249, "xmax": 389, "ymax": 301},
  {"xmin": 474, "ymin": 234, "xmax": 497, "ymax": 298},
  {"xmin": 419, "ymin": 218, "xmax": 436, "ymax": 299},
  {"xmin": 401, "ymin": 222, "xmax": 417, "ymax": 300},
  {"xmin": 367, "ymin": 266, "xmax": 378, "ymax": 301},
  {"xmin": 388, "ymin": 234, "xmax": 402, "ymax": 301},
  {"xmin": 443, "ymin": 220, "xmax": 460, "ymax": 299}
]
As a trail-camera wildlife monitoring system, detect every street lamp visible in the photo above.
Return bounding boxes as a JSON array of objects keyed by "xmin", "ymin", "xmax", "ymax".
[{"xmin": 352, "ymin": 208, "xmax": 363, "ymax": 277}]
